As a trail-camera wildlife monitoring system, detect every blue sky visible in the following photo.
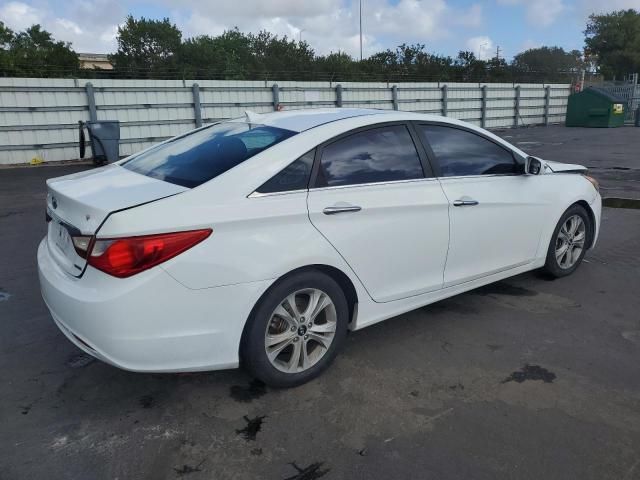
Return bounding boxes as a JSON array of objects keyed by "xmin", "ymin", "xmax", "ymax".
[{"xmin": 1, "ymin": 0, "xmax": 638, "ymax": 60}]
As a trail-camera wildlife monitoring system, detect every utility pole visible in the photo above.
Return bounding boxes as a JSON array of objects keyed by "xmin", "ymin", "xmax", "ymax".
[
  {"xmin": 359, "ymin": 0, "xmax": 363, "ymax": 61},
  {"xmin": 495, "ymin": 45, "xmax": 501, "ymax": 61}
]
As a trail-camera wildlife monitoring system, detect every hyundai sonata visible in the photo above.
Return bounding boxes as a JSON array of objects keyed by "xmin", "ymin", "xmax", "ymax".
[{"xmin": 38, "ymin": 108, "xmax": 601, "ymax": 386}]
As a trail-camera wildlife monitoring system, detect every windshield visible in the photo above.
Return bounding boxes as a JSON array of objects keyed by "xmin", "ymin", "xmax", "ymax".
[{"xmin": 122, "ymin": 122, "xmax": 296, "ymax": 188}]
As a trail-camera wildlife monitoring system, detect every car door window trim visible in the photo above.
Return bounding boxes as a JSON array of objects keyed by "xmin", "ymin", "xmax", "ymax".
[
  {"xmin": 309, "ymin": 121, "xmax": 434, "ymax": 189},
  {"xmin": 411, "ymin": 121, "xmax": 525, "ymax": 178}
]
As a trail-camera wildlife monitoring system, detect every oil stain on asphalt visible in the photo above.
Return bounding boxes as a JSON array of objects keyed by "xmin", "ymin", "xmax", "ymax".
[
  {"xmin": 502, "ymin": 365, "xmax": 556, "ymax": 384},
  {"xmin": 236, "ymin": 415, "xmax": 266, "ymax": 441},
  {"xmin": 283, "ymin": 462, "xmax": 330, "ymax": 480},
  {"xmin": 139, "ymin": 395, "xmax": 154, "ymax": 409},
  {"xmin": 230, "ymin": 379, "xmax": 266, "ymax": 402},
  {"xmin": 174, "ymin": 459, "xmax": 205, "ymax": 476}
]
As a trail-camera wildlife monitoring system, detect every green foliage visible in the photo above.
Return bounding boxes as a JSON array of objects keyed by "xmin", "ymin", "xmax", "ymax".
[
  {"xmin": 585, "ymin": 9, "xmax": 640, "ymax": 79},
  {"xmin": 513, "ymin": 47, "xmax": 584, "ymax": 80},
  {"xmin": 109, "ymin": 16, "xmax": 182, "ymax": 77},
  {"xmin": 0, "ymin": 23, "xmax": 79, "ymax": 77}
]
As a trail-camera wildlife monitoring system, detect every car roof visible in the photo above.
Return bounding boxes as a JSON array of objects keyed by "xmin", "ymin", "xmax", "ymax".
[{"xmin": 242, "ymin": 108, "xmax": 393, "ymax": 132}]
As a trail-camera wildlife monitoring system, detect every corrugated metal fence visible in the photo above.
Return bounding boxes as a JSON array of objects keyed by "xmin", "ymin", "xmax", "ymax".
[
  {"xmin": 0, "ymin": 78, "xmax": 572, "ymax": 165},
  {"xmin": 600, "ymin": 84, "xmax": 640, "ymax": 124}
]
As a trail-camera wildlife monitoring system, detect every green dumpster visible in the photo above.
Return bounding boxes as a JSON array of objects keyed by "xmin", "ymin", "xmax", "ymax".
[{"xmin": 566, "ymin": 87, "xmax": 626, "ymax": 127}]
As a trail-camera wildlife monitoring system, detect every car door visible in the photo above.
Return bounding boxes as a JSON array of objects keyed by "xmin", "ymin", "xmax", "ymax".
[
  {"xmin": 414, "ymin": 123, "xmax": 547, "ymax": 287},
  {"xmin": 306, "ymin": 123, "xmax": 450, "ymax": 303}
]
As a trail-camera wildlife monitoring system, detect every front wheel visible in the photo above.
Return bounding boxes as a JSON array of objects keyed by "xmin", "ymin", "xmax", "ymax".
[
  {"xmin": 543, "ymin": 204, "xmax": 591, "ymax": 278},
  {"xmin": 241, "ymin": 271, "xmax": 349, "ymax": 388}
]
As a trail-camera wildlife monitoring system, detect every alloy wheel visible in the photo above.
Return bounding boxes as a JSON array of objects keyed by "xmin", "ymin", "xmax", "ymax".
[
  {"xmin": 555, "ymin": 214, "xmax": 586, "ymax": 269},
  {"xmin": 264, "ymin": 288, "xmax": 337, "ymax": 373}
]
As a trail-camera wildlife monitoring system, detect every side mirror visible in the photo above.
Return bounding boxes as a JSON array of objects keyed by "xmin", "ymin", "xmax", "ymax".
[{"xmin": 526, "ymin": 156, "xmax": 542, "ymax": 175}]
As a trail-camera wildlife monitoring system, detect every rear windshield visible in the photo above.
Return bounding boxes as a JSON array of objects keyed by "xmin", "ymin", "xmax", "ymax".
[{"xmin": 122, "ymin": 122, "xmax": 296, "ymax": 188}]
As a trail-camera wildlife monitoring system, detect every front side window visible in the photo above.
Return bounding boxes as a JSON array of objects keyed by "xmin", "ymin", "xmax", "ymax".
[
  {"xmin": 316, "ymin": 125, "xmax": 424, "ymax": 187},
  {"xmin": 256, "ymin": 150, "xmax": 315, "ymax": 194},
  {"xmin": 123, "ymin": 122, "xmax": 296, "ymax": 188},
  {"xmin": 418, "ymin": 125, "xmax": 518, "ymax": 177}
]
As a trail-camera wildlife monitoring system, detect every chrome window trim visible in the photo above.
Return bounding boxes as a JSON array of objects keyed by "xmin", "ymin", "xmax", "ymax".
[
  {"xmin": 436, "ymin": 173, "xmax": 523, "ymax": 181},
  {"xmin": 248, "ymin": 176, "xmax": 441, "ymax": 198},
  {"xmin": 247, "ymin": 189, "xmax": 308, "ymax": 198}
]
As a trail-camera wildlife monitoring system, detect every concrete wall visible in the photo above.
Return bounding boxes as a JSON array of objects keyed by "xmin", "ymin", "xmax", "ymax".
[{"xmin": 0, "ymin": 78, "xmax": 572, "ymax": 165}]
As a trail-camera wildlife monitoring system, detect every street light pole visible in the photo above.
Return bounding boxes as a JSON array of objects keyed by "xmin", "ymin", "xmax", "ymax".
[{"xmin": 359, "ymin": 0, "xmax": 363, "ymax": 61}]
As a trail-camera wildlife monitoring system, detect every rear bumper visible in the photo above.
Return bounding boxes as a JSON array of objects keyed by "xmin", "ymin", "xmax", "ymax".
[{"xmin": 38, "ymin": 238, "xmax": 272, "ymax": 372}]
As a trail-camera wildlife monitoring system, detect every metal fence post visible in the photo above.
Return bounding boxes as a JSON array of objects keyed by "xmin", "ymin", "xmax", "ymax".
[
  {"xmin": 514, "ymin": 85, "xmax": 521, "ymax": 128},
  {"xmin": 544, "ymin": 85, "xmax": 551, "ymax": 126},
  {"xmin": 336, "ymin": 84, "xmax": 343, "ymax": 108},
  {"xmin": 481, "ymin": 85, "xmax": 487, "ymax": 128},
  {"xmin": 192, "ymin": 83, "xmax": 202, "ymax": 128},
  {"xmin": 85, "ymin": 82, "xmax": 97, "ymax": 122},
  {"xmin": 272, "ymin": 83, "xmax": 280, "ymax": 111},
  {"xmin": 441, "ymin": 84, "xmax": 448, "ymax": 117},
  {"xmin": 392, "ymin": 85, "xmax": 399, "ymax": 110}
]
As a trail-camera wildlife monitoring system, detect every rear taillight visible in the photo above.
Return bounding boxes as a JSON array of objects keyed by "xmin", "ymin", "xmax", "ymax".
[{"xmin": 87, "ymin": 229, "xmax": 212, "ymax": 278}]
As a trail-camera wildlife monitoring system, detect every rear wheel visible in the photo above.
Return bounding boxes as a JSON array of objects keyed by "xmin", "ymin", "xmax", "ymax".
[
  {"xmin": 543, "ymin": 204, "xmax": 591, "ymax": 278},
  {"xmin": 241, "ymin": 271, "xmax": 348, "ymax": 387}
]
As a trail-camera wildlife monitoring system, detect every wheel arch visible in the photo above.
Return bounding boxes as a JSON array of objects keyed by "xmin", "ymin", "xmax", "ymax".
[
  {"xmin": 574, "ymin": 199, "xmax": 596, "ymax": 249},
  {"xmin": 239, "ymin": 264, "xmax": 359, "ymax": 361}
]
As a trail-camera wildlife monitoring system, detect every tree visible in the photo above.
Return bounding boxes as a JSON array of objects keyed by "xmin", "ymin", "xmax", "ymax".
[
  {"xmin": 513, "ymin": 46, "xmax": 584, "ymax": 81},
  {"xmin": 0, "ymin": 24, "xmax": 78, "ymax": 76},
  {"xmin": 0, "ymin": 21, "xmax": 13, "ymax": 73},
  {"xmin": 110, "ymin": 16, "xmax": 182, "ymax": 77},
  {"xmin": 179, "ymin": 30, "xmax": 253, "ymax": 79},
  {"xmin": 455, "ymin": 51, "xmax": 487, "ymax": 81},
  {"xmin": 585, "ymin": 9, "xmax": 640, "ymax": 79}
]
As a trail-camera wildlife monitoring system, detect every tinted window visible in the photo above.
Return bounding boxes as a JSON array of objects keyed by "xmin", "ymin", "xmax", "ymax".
[
  {"xmin": 317, "ymin": 125, "xmax": 424, "ymax": 187},
  {"xmin": 256, "ymin": 150, "xmax": 315, "ymax": 194},
  {"xmin": 418, "ymin": 125, "xmax": 518, "ymax": 177},
  {"xmin": 123, "ymin": 122, "xmax": 296, "ymax": 188}
]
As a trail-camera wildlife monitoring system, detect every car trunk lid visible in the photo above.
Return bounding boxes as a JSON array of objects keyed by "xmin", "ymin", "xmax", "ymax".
[{"xmin": 46, "ymin": 164, "xmax": 188, "ymax": 277}]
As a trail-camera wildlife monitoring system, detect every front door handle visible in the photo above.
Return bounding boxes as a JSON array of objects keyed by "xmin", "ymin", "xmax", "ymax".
[
  {"xmin": 323, "ymin": 205, "xmax": 362, "ymax": 215},
  {"xmin": 453, "ymin": 198, "xmax": 479, "ymax": 207}
]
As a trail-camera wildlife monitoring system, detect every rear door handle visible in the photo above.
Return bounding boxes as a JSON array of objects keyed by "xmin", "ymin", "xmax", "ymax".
[
  {"xmin": 453, "ymin": 198, "xmax": 479, "ymax": 207},
  {"xmin": 323, "ymin": 205, "xmax": 362, "ymax": 215}
]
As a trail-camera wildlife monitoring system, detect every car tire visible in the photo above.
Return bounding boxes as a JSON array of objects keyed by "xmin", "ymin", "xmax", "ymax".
[
  {"xmin": 241, "ymin": 270, "xmax": 349, "ymax": 388},
  {"xmin": 543, "ymin": 204, "xmax": 591, "ymax": 278}
]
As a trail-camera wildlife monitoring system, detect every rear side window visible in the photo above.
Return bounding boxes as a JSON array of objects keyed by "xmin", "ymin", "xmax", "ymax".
[
  {"xmin": 122, "ymin": 122, "xmax": 296, "ymax": 188},
  {"xmin": 316, "ymin": 125, "xmax": 424, "ymax": 187},
  {"xmin": 417, "ymin": 125, "xmax": 518, "ymax": 177},
  {"xmin": 256, "ymin": 150, "xmax": 315, "ymax": 194}
]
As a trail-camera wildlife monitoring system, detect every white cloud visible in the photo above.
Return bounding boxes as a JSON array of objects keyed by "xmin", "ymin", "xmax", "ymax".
[
  {"xmin": 0, "ymin": 1, "xmax": 43, "ymax": 31},
  {"xmin": 170, "ymin": 0, "xmax": 483, "ymax": 58},
  {"xmin": 465, "ymin": 35, "xmax": 494, "ymax": 60},
  {"xmin": 497, "ymin": 0, "xmax": 566, "ymax": 27},
  {"xmin": 0, "ymin": 0, "xmax": 485, "ymax": 57},
  {"xmin": 0, "ymin": 0, "xmax": 122, "ymax": 52},
  {"xmin": 578, "ymin": 0, "xmax": 640, "ymax": 17}
]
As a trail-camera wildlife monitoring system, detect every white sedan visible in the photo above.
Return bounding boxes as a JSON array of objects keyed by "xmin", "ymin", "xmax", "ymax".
[{"xmin": 38, "ymin": 108, "xmax": 601, "ymax": 387}]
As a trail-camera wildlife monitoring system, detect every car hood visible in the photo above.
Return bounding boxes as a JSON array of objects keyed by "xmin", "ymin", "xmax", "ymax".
[{"xmin": 541, "ymin": 159, "xmax": 588, "ymax": 173}]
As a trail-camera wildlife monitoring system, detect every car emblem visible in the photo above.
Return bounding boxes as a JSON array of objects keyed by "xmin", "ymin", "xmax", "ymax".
[{"xmin": 52, "ymin": 197, "xmax": 58, "ymax": 209}]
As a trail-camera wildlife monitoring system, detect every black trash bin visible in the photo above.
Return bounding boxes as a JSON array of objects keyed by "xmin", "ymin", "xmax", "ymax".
[{"xmin": 79, "ymin": 120, "xmax": 120, "ymax": 165}]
